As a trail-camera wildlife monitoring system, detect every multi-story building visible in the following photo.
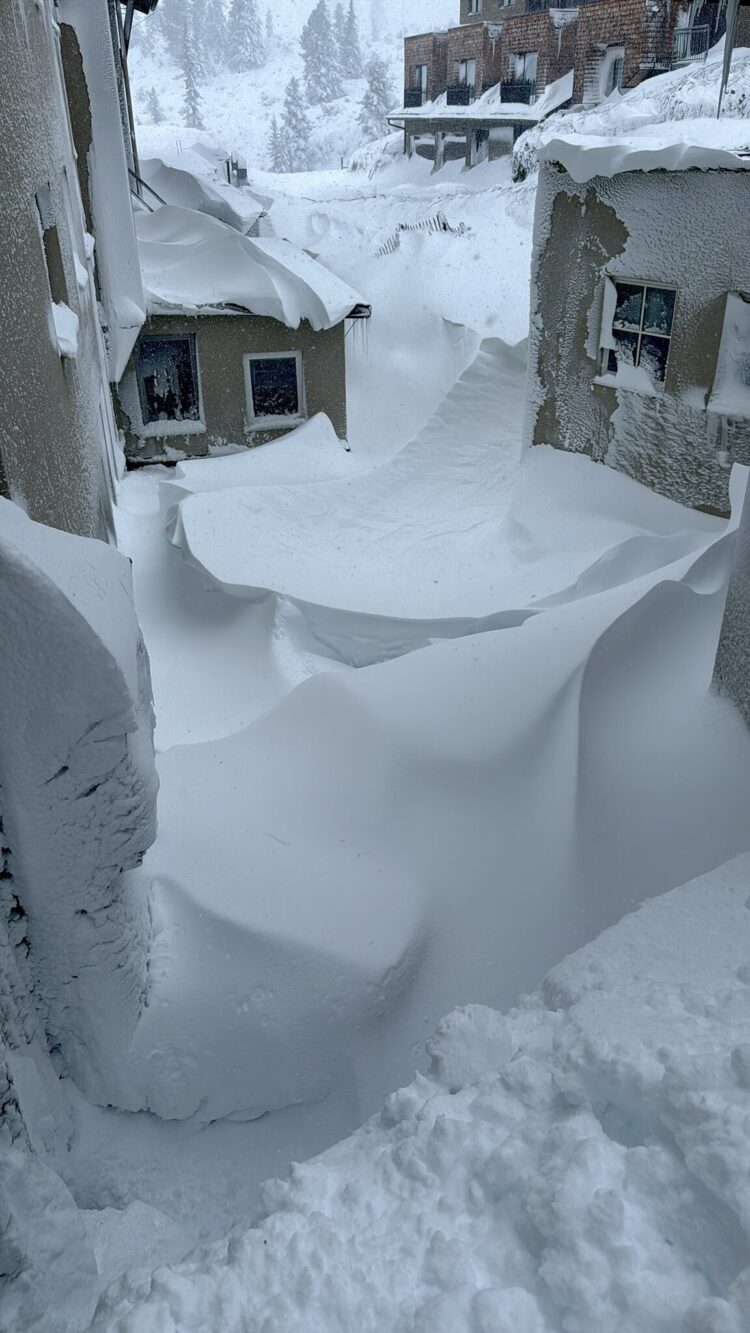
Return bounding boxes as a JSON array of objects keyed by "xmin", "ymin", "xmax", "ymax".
[
  {"xmin": 0, "ymin": 0, "xmax": 157, "ymax": 540},
  {"xmin": 396, "ymin": 1, "xmax": 747, "ymax": 167}
]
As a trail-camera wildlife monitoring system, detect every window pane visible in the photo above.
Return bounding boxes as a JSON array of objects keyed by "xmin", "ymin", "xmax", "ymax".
[
  {"xmin": 643, "ymin": 287, "xmax": 676, "ymax": 336},
  {"xmin": 250, "ymin": 357, "xmax": 300, "ymax": 418},
  {"xmin": 639, "ymin": 335, "xmax": 670, "ymax": 384},
  {"xmin": 137, "ymin": 337, "xmax": 199, "ymax": 423},
  {"xmin": 607, "ymin": 329, "xmax": 639, "ymax": 374},
  {"xmin": 613, "ymin": 283, "xmax": 644, "ymax": 330}
]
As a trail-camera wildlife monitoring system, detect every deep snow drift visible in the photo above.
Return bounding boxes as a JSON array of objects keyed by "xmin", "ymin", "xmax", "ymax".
[{"xmin": 96, "ymin": 850, "xmax": 750, "ymax": 1333}]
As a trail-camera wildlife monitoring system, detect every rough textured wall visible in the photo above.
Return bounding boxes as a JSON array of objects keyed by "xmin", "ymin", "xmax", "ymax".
[
  {"xmin": 0, "ymin": 499, "xmax": 158, "ymax": 1109},
  {"xmin": 527, "ymin": 162, "xmax": 750, "ymax": 516},
  {"xmin": 0, "ymin": 0, "xmax": 116, "ymax": 539},
  {"xmin": 118, "ymin": 314, "xmax": 349, "ymax": 463},
  {"xmin": 714, "ymin": 483, "xmax": 750, "ymax": 724}
]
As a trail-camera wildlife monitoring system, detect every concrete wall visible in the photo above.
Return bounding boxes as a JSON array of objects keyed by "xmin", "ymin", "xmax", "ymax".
[
  {"xmin": 118, "ymin": 312, "xmax": 349, "ymax": 463},
  {"xmin": 0, "ymin": 0, "xmax": 119, "ymax": 539},
  {"xmin": 714, "ymin": 482, "xmax": 750, "ymax": 725},
  {"xmin": 527, "ymin": 162, "xmax": 750, "ymax": 516}
]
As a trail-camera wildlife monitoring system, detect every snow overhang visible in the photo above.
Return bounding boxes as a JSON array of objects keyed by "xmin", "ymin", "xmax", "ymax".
[
  {"xmin": 541, "ymin": 133, "xmax": 750, "ymax": 182},
  {"xmin": 135, "ymin": 206, "xmax": 368, "ymax": 332}
]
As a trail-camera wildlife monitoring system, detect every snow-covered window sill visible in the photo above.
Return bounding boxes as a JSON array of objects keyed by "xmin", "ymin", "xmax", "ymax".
[
  {"xmin": 593, "ymin": 372, "xmax": 662, "ymax": 399},
  {"xmin": 245, "ymin": 416, "xmax": 308, "ymax": 433},
  {"xmin": 139, "ymin": 418, "xmax": 207, "ymax": 439}
]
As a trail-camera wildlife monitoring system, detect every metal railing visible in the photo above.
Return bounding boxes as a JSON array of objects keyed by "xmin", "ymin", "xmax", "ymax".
[
  {"xmin": 526, "ymin": 0, "xmax": 578, "ymax": 10},
  {"xmin": 404, "ymin": 87, "xmax": 426, "ymax": 107},
  {"xmin": 671, "ymin": 24, "xmax": 710, "ymax": 67},
  {"xmin": 501, "ymin": 79, "xmax": 537, "ymax": 104},
  {"xmin": 447, "ymin": 84, "xmax": 475, "ymax": 105}
]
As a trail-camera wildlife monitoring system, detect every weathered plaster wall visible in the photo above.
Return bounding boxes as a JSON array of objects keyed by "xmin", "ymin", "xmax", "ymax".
[
  {"xmin": 714, "ymin": 482, "xmax": 750, "ymax": 724},
  {"xmin": 118, "ymin": 313, "xmax": 349, "ymax": 463},
  {"xmin": 527, "ymin": 162, "xmax": 750, "ymax": 516},
  {"xmin": 0, "ymin": 0, "xmax": 117, "ymax": 539}
]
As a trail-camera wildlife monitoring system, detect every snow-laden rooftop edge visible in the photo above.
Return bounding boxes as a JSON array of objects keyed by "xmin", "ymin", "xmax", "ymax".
[{"xmin": 135, "ymin": 205, "xmax": 368, "ymax": 330}]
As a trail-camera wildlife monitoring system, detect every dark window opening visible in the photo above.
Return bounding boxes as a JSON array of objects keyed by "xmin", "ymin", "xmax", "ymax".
[
  {"xmin": 247, "ymin": 355, "xmax": 302, "ymax": 420},
  {"xmin": 135, "ymin": 335, "xmax": 201, "ymax": 424},
  {"xmin": 607, "ymin": 281, "xmax": 676, "ymax": 384},
  {"xmin": 36, "ymin": 185, "xmax": 68, "ymax": 308}
]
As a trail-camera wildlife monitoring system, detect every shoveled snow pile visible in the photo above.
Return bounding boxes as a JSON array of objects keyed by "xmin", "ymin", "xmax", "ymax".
[
  {"xmin": 514, "ymin": 45, "xmax": 750, "ymax": 180},
  {"xmin": 135, "ymin": 205, "xmax": 365, "ymax": 328},
  {"xmin": 94, "ymin": 851, "xmax": 750, "ymax": 1333}
]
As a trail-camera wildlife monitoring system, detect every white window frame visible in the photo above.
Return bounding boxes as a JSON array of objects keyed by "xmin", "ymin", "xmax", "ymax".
[
  {"xmin": 597, "ymin": 276, "xmax": 677, "ymax": 392},
  {"xmin": 243, "ymin": 350, "xmax": 306, "ymax": 430},
  {"xmin": 130, "ymin": 332, "xmax": 206, "ymax": 439},
  {"xmin": 468, "ymin": 0, "xmax": 483, "ymax": 14}
]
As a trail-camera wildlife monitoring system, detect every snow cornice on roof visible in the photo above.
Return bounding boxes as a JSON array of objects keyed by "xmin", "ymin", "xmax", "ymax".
[
  {"xmin": 541, "ymin": 132, "xmax": 750, "ymax": 183},
  {"xmin": 134, "ymin": 206, "xmax": 368, "ymax": 331}
]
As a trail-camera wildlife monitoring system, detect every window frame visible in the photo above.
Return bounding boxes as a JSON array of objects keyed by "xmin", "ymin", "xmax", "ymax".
[
  {"xmin": 243, "ymin": 350, "xmax": 306, "ymax": 430},
  {"xmin": 468, "ymin": 0, "xmax": 483, "ymax": 14},
  {"xmin": 413, "ymin": 62, "xmax": 428, "ymax": 93},
  {"xmin": 599, "ymin": 277, "xmax": 678, "ymax": 390},
  {"xmin": 133, "ymin": 331, "xmax": 205, "ymax": 436}
]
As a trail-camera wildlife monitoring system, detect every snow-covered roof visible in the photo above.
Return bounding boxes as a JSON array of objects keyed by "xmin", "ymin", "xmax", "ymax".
[
  {"xmin": 140, "ymin": 158, "xmax": 265, "ymax": 234},
  {"xmin": 392, "ymin": 69, "xmax": 574, "ymax": 127},
  {"xmin": 541, "ymin": 120, "xmax": 750, "ymax": 182},
  {"xmin": 532, "ymin": 46, "xmax": 750, "ymax": 181},
  {"xmin": 134, "ymin": 206, "xmax": 368, "ymax": 330}
]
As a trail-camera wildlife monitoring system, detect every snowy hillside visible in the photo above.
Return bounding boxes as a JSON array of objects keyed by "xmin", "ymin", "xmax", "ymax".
[{"xmin": 129, "ymin": 0, "xmax": 456, "ymax": 170}]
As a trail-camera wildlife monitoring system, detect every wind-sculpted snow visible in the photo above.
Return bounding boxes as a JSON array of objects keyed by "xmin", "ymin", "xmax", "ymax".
[
  {"xmin": 0, "ymin": 500, "xmax": 157, "ymax": 1109},
  {"xmin": 95, "ymin": 852, "xmax": 750, "ymax": 1333},
  {"xmin": 112, "ymin": 470, "xmax": 750, "ymax": 1130},
  {"xmin": 168, "ymin": 339, "xmax": 722, "ymax": 665}
]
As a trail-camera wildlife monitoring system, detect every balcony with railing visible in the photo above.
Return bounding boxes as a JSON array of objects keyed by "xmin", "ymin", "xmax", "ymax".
[
  {"xmin": 500, "ymin": 79, "xmax": 537, "ymax": 104},
  {"xmin": 404, "ymin": 87, "xmax": 427, "ymax": 107},
  {"xmin": 447, "ymin": 84, "xmax": 475, "ymax": 105},
  {"xmin": 671, "ymin": 24, "xmax": 710, "ymax": 67},
  {"xmin": 525, "ymin": 0, "xmax": 578, "ymax": 10}
]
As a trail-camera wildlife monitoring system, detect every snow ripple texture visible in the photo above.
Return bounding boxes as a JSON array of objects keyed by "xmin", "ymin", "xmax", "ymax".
[{"xmin": 94, "ymin": 854, "xmax": 750, "ymax": 1333}]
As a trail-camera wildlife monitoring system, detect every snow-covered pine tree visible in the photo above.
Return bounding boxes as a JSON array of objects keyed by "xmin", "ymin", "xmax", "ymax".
[
  {"xmin": 334, "ymin": 2, "xmax": 346, "ymax": 56},
  {"xmin": 180, "ymin": 14, "xmax": 205, "ymax": 129},
  {"xmin": 358, "ymin": 55, "xmax": 393, "ymax": 141},
  {"xmin": 341, "ymin": 0, "xmax": 362, "ymax": 78},
  {"xmin": 199, "ymin": 0, "xmax": 228, "ymax": 74},
  {"xmin": 267, "ymin": 115, "xmax": 289, "ymax": 172},
  {"xmin": 280, "ymin": 75, "xmax": 313, "ymax": 171},
  {"xmin": 300, "ymin": 0, "xmax": 343, "ymax": 105},
  {"xmin": 265, "ymin": 8, "xmax": 274, "ymax": 42},
  {"xmin": 145, "ymin": 86, "xmax": 165, "ymax": 124},
  {"xmin": 228, "ymin": 0, "xmax": 266, "ymax": 71}
]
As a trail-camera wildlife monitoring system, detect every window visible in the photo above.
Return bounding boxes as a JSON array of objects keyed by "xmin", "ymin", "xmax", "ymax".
[
  {"xmin": 135, "ymin": 334, "xmax": 201, "ymax": 425},
  {"xmin": 601, "ymin": 45, "xmax": 625, "ymax": 97},
  {"xmin": 36, "ymin": 185, "xmax": 68, "ymax": 308},
  {"xmin": 454, "ymin": 57, "xmax": 477, "ymax": 95},
  {"xmin": 601, "ymin": 280, "xmax": 676, "ymax": 385},
  {"xmin": 509, "ymin": 51, "xmax": 538, "ymax": 84},
  {"xmin": 412, "ymin": 63, "xmax": 428, "ymax": 93},
  {"xmin": 468, "ymin": 0, "xmax": 483, "ymax": 13},
  {"xmin": 243, "ymin": 351, "xmax": 305, "ymax": 427}
]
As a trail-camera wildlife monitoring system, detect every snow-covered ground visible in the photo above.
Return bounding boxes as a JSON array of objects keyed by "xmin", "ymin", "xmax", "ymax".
[
  {"xmin": 9, "ymin": 51, "xmax": 750, "ymax": 1332},
  {"xmin": 94, "ymin": 850, "xmax": 750, "ymax": 1332}
]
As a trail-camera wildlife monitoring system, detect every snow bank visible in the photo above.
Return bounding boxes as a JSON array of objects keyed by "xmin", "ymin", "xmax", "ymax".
[
  {"xmin": 169, "ymin": 339, "xmax": 724, "ymax": 665},
  {"xmin": 94, "ymin": 851, "xmax": 750, "ymax": 1333},
  {"xmin": 135, "ymin": 205, "xmax": 366, "ymax": 329},
  {"xmin": 51, "ymin": 301, "xmax": 80, "ymax": 358},
  {"xmin": 0, "ymin": 499, "xmax": 157, "ymax": 1108},
  {"xmin": 515, "ymin": 47, "xmax": 750, "ymax": 181}
]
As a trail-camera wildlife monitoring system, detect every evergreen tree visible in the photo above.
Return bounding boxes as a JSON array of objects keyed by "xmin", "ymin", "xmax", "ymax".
[
  {"xmin": 199, "ymin": 0, "xmax": 228, "ymax": 74},
  {"xmin": 300, "ymin": 0, "xmax": 342, "ymax": 104},
  {"xmin": 145, "ymin": 85, "xmax": 165, "ymax": 124},
  {"xmin": 340, "ymin": 0, "xmax": 362, "ymax": 78},
  {"xmin": 334, "ymin": 1, "xmax": 345, "ymax": 55},
  {"xmin": 265, "ymin": 7, "xmax": 274, "ymax": 42},
  {"xmin": 358, "ymin": 55, "xmax": 393, "ymax": 141},
  {"xmin": 180, "ymin": 15, "xmax": 205, "ymax": 129},
  {"xmin": 228, "ymin": 0, "xmax": 266, "ymax": 71},
  {"xmin": 280, "ymin": 75, "xmax": 313, "ymax": 171},
  {"xmin": 267, "ymin": 115, "xmax": 289, "ymax": 172}
]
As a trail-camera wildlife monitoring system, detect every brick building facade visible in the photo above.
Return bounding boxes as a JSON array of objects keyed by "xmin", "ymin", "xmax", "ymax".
[{"xmin": 403, "ymin": 1, "xmax": 744, "ymax": 114}]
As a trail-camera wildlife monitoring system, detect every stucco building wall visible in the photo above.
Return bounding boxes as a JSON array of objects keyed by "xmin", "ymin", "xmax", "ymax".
[
  {"xmin": 527, "ymin": 161, "xmax": 750, "ymax": 516},
  {"xmin": 118, "ymin": 312, "xmax": 349, "ymax": 462},
  {"xmin": 0, "ymin": 0, "xmax": 120, "ymax": 539}
]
